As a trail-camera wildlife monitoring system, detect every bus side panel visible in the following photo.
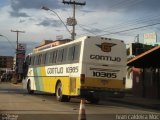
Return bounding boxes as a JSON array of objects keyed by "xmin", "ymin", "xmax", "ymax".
[
  {"xmin": 58, "ymin": 76, "xmax": 72, "ymax": 96},
  {"xmin": 43, "ymin": 64, "xmax": 82, "ymax": 96},
  {"xmin": 26, "ymin": 67, "xmax": 36, "ymax": 91},
  {"xmin": 40, "ymin": 66, "xmax": 53, "ymax": 92},
  {"xmin": 26, "ymin": 63, "xmax": 81, "ymax": 95},
  {"xmin": 30, "ymin": 66, "xmax": 57, "ymax": 93},
  {"xmin": 66, "ymin": 77, "xmax": 81, "ymax": 96},
  {"xmin": 33, "ymin": 67, "xmax": 45, "ymax": 91}
]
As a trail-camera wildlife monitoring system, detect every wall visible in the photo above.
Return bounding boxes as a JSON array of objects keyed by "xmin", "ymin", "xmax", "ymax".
[{"xmin": 132, "ymin": 67, "xmax": 160, "ymax": 99}]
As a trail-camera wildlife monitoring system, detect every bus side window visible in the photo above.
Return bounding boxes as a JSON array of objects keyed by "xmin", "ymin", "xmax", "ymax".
[
  {"xmin": 45, "ymin": 52, "xmax": 50, "ymax": 65},
  {"xmin": 50, "ymin": 50, "xmax": 58, "ymax": 64},
  {"xmin": 29, "ymin": 57, "xmax": 31, "ymax": 65},
  {"xmin": 42, "ymin": 53, "xmax": 45, "ymax": 65},
  {"xmin": 68, "ymin": 46, "xmax": 74, "ymax": 61},
  {"xmin": 57, "ymin": 49, "xmax": 64, "ymax": 63},
  {"xmin": 49, "ymin": 51, "xmax": 53, "ymax": 64},
  {"xmin": 34, "ymin": 55, "xmax": 38, "ymax": 65},
  {"xmin": 68, "ymin": 44, "xmax": 80, "ymax": 62},
  {"xmin": 74, "ymin": 44, "xmax": 80, "ymax": 61},
  {"xmin": 37, "ymin": 55, "xmax": 39, "ymax": 65},
  {"xmin": 62, "ymin": 48, "xmax": 67, "ymax": 62},
  {"xmin": 37, "ymin": 54, "xmax": 42, "ymax": 65},
  {"xmin": 53, "ymin": 50, "xmax": 58, "ymax": 63},
  {"xmin": 42, "ymin": 53, "xmax": 47, "ymax": 65},
  {"xmin": 31, "ymin": 56, "xmax": 35, "ymax": 66},
  {"xmin": 25, "ymin": 55, "xmax": 30, "ymax": 66}
]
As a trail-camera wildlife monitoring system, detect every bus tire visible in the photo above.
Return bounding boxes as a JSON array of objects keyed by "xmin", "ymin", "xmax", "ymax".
[
  {"xmin": 56, "ymin": 82, "xmax": 70, "ymax": 102},
  {"xmin": 27, "ymin": 80, "xmax": 34, "ymax": 94}
]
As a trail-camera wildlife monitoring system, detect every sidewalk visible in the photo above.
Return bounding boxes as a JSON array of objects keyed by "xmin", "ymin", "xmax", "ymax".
[{"xmin": 106, "ymin": 94, "xmax": 160, "ymax": 110}]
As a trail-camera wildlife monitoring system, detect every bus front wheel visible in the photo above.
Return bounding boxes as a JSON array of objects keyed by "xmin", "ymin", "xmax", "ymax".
[
  {"xmin": 56, "ymin": 82, "xmax": 70, "ymax": 102},
  {"xmin": 27, "ymin": 80, "xmax": 34, "ymax": 94}
]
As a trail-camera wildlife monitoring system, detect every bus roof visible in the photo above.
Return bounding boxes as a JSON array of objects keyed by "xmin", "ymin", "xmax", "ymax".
[{"xmin": 29, "ymin": 36, "xmax": 124, "ymax": 55}]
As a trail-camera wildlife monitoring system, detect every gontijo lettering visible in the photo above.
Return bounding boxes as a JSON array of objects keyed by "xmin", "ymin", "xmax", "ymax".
[
  {"xmin": 47, "ymin": 67, "xmax": 63, "ymax": 74},
  {"xmin": 90, "ymin": 55, "xmax": 121, "ymax": 62}
]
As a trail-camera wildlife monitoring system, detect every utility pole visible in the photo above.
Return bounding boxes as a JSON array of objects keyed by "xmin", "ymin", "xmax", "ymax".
[
  {"xmin": 62, "ymin": 0, "xmax": 86, "ymax": 40},
  {"xmin": 11, "ymin": 30, "xmax": 25, "ymax": 53},
  {"xmin": 134, "ymin": 34, "xmax": 139, "ymax": 43},
  {"xmin": 136, "ymin": 34, "xmax": 139, "ymax": 43},
  {"xmin": 11, "ymin": 30, "xmax": 25, "ymax": 83}
]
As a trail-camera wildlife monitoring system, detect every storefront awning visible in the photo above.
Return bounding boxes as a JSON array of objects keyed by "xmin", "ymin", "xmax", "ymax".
[{"xmin": 127, "ymin": 46, "xmax": 160, "ymax": 68}]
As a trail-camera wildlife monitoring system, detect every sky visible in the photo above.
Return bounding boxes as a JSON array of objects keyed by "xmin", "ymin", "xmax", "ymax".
[{"xmin": 0, "ymin": 0, "xmax": 160, "ymax": 56}]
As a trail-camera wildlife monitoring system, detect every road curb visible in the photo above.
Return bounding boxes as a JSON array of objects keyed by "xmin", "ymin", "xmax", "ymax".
[
  {"xmin": 11, "ymin": 82, "xmax": 22, "ymax": 87},
  {"xmin": 106, "ymin": 98, "xmax": 160, "ymax": 110}
]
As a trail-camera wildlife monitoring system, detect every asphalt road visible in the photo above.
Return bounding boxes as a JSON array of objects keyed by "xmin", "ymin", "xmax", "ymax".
[{"xmin": 0, "ymin": 82, "xmax": 159, "ymax": 120}]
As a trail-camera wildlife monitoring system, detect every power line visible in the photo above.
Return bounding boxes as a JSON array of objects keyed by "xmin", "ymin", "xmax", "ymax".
[
  {"xmin": 113, "ymin": 23, "xmax": 160, "ymax": 36},
  {"xmin": 78, "ymin": 15, "xmax": 160, "ymax": 36},
  {"xmin": 78, "ymin": 24, "xmax": 97, "ymax": 35},
  {"xmin": 76, "ymin": 1, "xmax": 158, "ymax": 37},
  {"xmin": 77, "ymin": 18, "xmax": 160, "ymax": 37},
  {"xmin": 109, "ymin": 0, "xmax": 145, "ymax": 11},
  {"xmin": 77, "ymin": 10, "xmax": 160, "ymax": 36},
  {"xmin": 78, "ymin": 0, "xmax": 153, "ymax": 33},
  {"xmin": 99, "ymin": 22, "xmax": 160, "ymax": 36},
  {"xmin": 102, "ymin": 15, "xmax": 160, "ymax": 33},
  {"xmin": 107, "ymin": 0, "xmax": 135, "ymax": 10}
]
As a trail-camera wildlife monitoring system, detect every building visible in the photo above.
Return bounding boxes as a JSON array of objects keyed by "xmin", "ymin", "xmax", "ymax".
[
  {"xmin": 126, "ymin": 43, "xmax": 155, "ymax": 89},
  {"xmin": 127, "ymin": 45, "xmax": 160, "ymax": 99},
  {"xmin": 33, "ymin": 39, "xmax": 71, "ymax": 53},
  {"xmin": 0, "ymin": 56, "xmax": 14, "ymax": 75}
]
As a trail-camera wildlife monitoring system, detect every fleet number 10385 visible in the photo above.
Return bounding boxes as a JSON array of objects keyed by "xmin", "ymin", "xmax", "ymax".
[
  {"xmin": 93, "ymin": 71, "xmax": 117, "ymax": 78},
  {"xmin": 66, "ymin": 66, "xmax": 78, "ymax": 73}
]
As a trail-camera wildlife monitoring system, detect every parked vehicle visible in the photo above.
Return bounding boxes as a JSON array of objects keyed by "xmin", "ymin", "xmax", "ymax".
[{"xmin": 0, "ymin": 73, "xmax": 13, "ymax": 82}]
